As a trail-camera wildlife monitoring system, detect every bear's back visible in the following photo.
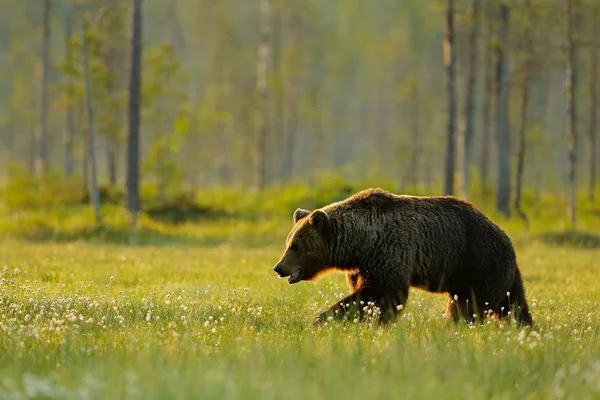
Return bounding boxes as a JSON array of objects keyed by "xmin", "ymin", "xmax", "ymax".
[{"xmin": 326, "ymin": 188, "xmax": 510, "ymax": 258}]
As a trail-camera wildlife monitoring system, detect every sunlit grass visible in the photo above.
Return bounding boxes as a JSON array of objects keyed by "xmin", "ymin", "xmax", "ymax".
[
  {"xmin": 0, "ymin": 203, "xmax": 599, "ymax": 399},
  {"xmin": 0, "ymin": 182, "xmax": 599, "ymax": 398}
]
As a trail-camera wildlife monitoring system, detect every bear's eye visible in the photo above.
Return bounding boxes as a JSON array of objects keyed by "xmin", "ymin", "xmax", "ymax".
[{"xmin": 289, "ymin": 243, "xmax": 298, "ymax": 251}]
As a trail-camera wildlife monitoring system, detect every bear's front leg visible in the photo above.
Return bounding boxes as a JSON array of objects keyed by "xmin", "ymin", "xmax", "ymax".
[
  {"xmin": 345, "ymin": 271, "xmax": 362, "ymax": 292},
  {"xmin": 313, "ymin": 291, "xmax": 364, "ymax": 325},
  {"xmin": 313, "ymin": 286, "xmax": 407, "ymax": 325}
]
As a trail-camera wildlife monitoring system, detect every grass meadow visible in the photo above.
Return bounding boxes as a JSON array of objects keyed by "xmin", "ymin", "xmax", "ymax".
[{"xmin": 0, "ymin": 186, "xmax": 599, "ymax": 399}]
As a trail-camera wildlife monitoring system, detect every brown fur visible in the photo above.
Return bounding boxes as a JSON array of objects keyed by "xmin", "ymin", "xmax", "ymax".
[{"xmin": 273, "ymin": 188, "xmax": 533, "ymax": 327}]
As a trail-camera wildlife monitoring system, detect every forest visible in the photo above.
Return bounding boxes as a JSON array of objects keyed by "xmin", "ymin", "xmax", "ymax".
[
  {"xmin": 0, "ymin": 0, "xmax": 598, "ymax": 225},
  {"xmin": 0, "ymin": 1, "xmax": 599, "ymax": 399}
]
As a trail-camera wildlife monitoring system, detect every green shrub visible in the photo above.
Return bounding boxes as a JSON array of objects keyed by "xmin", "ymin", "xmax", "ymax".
[
  {"xmin": 146, "ymin": 192, "xmax": 226, "ymax": 224},
  {"xmin": 2, "ymin": 173, "xmax": 84, "ymax": 210},
  {"xmin": 81, "ymin": 185, "xmax": 124, "ymax": 205}
]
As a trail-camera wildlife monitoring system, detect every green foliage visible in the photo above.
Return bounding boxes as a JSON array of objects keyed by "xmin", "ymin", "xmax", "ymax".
[
  {"xmin": 1, "ymin": 167, "xmax": 84, "ymax": 210},
  {"xmin": 81, "ymin": 184, "xmax": 124, "ymax": 206},
  {"xmin": 142, "ymin": 43, "xmax": 193, "ymax": 199},
  {"xmin": 192, "ymin": 174, "xmax": 396, "ymax": 219},
  {"xmin": 57, "ymin": 13, "xmax": 128, "ymax": 169},
  {"xmin": 146, "ymin": 193, "xmax": 227, "ymax": 224}
]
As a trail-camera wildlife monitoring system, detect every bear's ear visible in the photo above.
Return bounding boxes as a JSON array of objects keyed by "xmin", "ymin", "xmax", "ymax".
[
  {"xmin": 293, "ymin": 208, "xmax": 311, "ymax": 223},
  {"xmin": 309, "ymin": 210, "xmax": 330, "ymax": 236}
]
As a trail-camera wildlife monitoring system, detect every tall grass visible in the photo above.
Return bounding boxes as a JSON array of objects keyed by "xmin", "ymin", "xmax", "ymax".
[{"xmin": 0, "ymin": 177, "xmax": 599, "ymax": 398}]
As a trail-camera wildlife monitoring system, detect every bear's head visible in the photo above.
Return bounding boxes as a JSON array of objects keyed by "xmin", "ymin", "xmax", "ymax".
[{"xmin": 273, "ymin": 208, "xmax": 331, "ymax": 284}]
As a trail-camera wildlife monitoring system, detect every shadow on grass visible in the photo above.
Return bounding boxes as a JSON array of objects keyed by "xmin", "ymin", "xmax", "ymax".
[
  {"xmin": 18, "ymin": 224, "xmax": 208, "ymax": 247},
  {"xmin": 538, "ymin": 230, "xmax": 600, "ymax": 249},
  {"xmin": 14, "ymin": 221, "xmax": 280, "ymax": 248},
  {"xmin": 145, "ymin": 195, "xmax": 230, "ymax": 225}
]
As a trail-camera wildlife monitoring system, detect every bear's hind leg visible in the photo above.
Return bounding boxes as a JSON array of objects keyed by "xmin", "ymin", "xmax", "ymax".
[
  {"xmin": 494, "ymin": 269, "xmax": 533, "ymax": 327},
  {"xmin": 446, "ymin": 295, "xmax": 485, "ymax": 324}
]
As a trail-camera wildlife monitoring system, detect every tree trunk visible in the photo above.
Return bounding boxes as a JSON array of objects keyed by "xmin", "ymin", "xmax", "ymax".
[
  {"xmin": 282, "ymin": 9, "xmax": 300, "ymax": 180},
  {"xmin": 443, "ymin": 0, "xmax": 457, "ymax": 196},
  {"xmin": 480, "ymin": 3, "xmax": 495, "ymax": 194},
  {"xmin": 81, "ymin": 20, "xmax": 101, "ymax": 225},
  {"xmin": 107, "ymin": 141, "xmax": 117, "ymax": 186},
  {"xmin": 566, "ymin": 0, "xmax": 578, "ymax": 229},
  {"xmin": 217, "ymin": 122, "xmax": 230, "ymax": 183},
  {"xmin": 166, "ymin": 0, "xmax": 185, "ymax": 51},
  {"xmin": 29, "ymin": 128, "xmax": 35, "ymax": 176},
  {"xmin": 589, "ymin": 7, "xmax": 598, "ymax": 202},
  {"xmin": 461, "ymin": 0, "xmax": 480, "ymax": 200},
  {"xmin": 495, "ymin": 4, "xmax": 511, "ymax": 217},
  {"xmin": 401, "ymin": 78, "xmax": 421, "ymax": 190},
  {"xmin": 64, "ymin": 13, "xmax": 75, "ymax": 178},
  {"xmin": 514, "ymin": 78, "xmax": 529, "ymax": 226},
  {"xmin": 514, "ymin": 0, "xmax": 533, "ymax": 227},
  {"xmin": 284, "ymin": 105, "xmax": 297, "ymax": 179},
  {"xmin": 157, "ymin": 146, "xmax": 167, "ymax": 203},
  {"xmin": 256, "ymin": 0, "xmax": 271, "ymax": 189},
  {"xmin": 80, "ymin": 103, "xmax": 89, "ymax": 191},
  {"xmin": 308, "ymin": 90, "xmax": 324, "ymax": 202},
  {"xmin": 103, "ymin": 0, "xmax": 124, "ymax": 188},
  {"xmin": 272, "ymin": 1, "xmax": 285, "ymax": 182},
  {"xmin": 411, "ymin": 81, "xmax": 420, "ymax": 189},
  {"xmin": 127, "ymin": 0, "xmax": 143, "ymax": 222},
  {"xmin": 0, "ymin": 11, "xmax": 9, "ymax": 175},
  {"xmin": 35, "ymin": 0, "xmax": 51, "ymax": 178}
]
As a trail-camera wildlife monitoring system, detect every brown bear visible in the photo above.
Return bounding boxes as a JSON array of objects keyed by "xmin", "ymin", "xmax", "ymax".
[{"xmin": 273, "ymin": 188, "xmax": 533, "ymax": 326}]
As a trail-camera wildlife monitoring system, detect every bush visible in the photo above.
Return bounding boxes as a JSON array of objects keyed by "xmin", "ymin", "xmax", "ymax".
[
  {"xmin": 146, "ymin": 192, "xmax": 226, "ymax": 224},
  {"xmin": 194, "ymin": 174, "xmax": 399, "ymax": 219},
  {"xmin": 81, "ymin": 185, "xmax": 124, "ymax": 206},
  {"xmin": 2, "ymin": 173, "xmax": 84, "ymax": 210}
]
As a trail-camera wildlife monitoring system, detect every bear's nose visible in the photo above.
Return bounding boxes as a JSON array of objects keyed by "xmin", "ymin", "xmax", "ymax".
[{"xmin": 273, "ymin": 264, "xmax": 282, "ymax": 275}]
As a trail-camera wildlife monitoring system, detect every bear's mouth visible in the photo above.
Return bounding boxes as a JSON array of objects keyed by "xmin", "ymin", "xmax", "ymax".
[{"xmin": 287, "ymin": 268, "xmax": 303, "ymax": 284}]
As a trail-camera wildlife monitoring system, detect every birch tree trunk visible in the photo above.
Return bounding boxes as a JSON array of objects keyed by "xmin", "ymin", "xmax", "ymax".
[
  {"xmin": 461, "ymin": 0, "xmax": 480, "ymax": 200},
  {"xmin": 495, "ymin": 4, "xmax": 511, "ymax": 217},
  {"xmin": 256, "ymin": 0, "xmax": 271, "ymax": 189},
  {"xmin": 104, "ymin": 0, "xmax": 123, "ymax": 187},
  {"xmin": 444, "ymin": 0, "xmax": 457, "ymax": 196},
  {"xmin": 271, "ymin": 1, "xmax": 285, "ymax": 183},
  {"xmin": 64, "ymin": 12, "xmax": 75, "ymax": 178},
  {"xmin": 35, "ymin": 0, "xmax": 51, "ymax": 178},
  {"xmin": 589, "ymin": 6, "xmax": 598, "ymax": 203},
  {"xmin": 127, "ymin": 0, "xmax": 143, "ymax": 222},
  {"xmin": 81, "ymin": 20, "xmax": 101, "ymax": 224},
  {"xmin": 281, "ymin": 8, "xmax": 300, "ymax": 181},
  {"xmin": 514, "ymin": 0, "xmax": 533, "ymax": 226},
  {"xmin": 480, "ymin": 3, "xmax": 495, "ymax": 195},
  {"xmin": 566, "ymin": 0, "xmax": 578, "ymax": 229}
]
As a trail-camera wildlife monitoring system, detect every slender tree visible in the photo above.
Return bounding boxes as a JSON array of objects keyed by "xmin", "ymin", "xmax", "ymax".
[
  {"xmin": 127, "ymin": 0, "xmax": 143, "ymax": 222},
  {"xmin": 589, "ymin": 6, "xmax": 598, "ymax": 202},
  {"xmin": 281, "ymin": 6, "xmax": 301, "ymax": 180},
  {"xmin": 461, "ymin": 0, "xmax": 480, "ymax": 200},
  {"xmin": 495, "ymin": 4, "xmax": 511, "ymax": 217},
  {"xmin": 566, "ymin": 0, "xmax": 578, "ymax": 228},
  {"xmin": 410, "ymin": 77, "xmax": 421, "ymax": 189},
  {"xmin": 35, "ymin": 0, "xmax": 51, "ymax": 178},
  {"xmin": 81, "ymin": 18, "xmax": 101, "ymax": 225},
  {"xmin": 64, "ymin": 12, "xmax": 75, "ymax": 178},
  {"xmin": 103, "ymin": 0, "xmax": 124, "ymax": 187},
  {"xmin": 271, "ymin": 0, "xmax": 285, "ymax": 183},
  {"xmin": 514, "ymin": 0, "xmax": 534, "ymax": 226},
  {"xmin": 256, "ymin": 0, "xmax": 271, "ymax": 189},
  {"xmin": 444, "ymin": 0, "xmax": 457, "ymax": 196},
  {"xmin": 480, "ymin": 2, "xmax": 495, "ymax": 195}
]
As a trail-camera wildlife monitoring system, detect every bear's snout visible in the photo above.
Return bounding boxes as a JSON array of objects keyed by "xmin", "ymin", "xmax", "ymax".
[{"xmin": 273, "ymin": 264, "xmax": 284, "ymax": 276}]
